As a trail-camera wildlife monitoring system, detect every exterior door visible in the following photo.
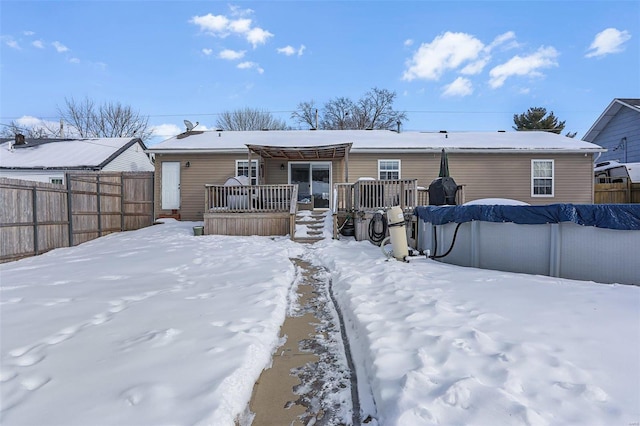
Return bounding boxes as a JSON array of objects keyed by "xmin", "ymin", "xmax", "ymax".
[
  {"xmin": 289, "ymin": 162, "xmax": 331, "ymax": 209},
  {"xmin": 311, "ymin": 163, "xmax": 330, "ymax": 209},
  {"xmin": 161, "ymin": 162, "xmax": 180, "ymax": 209}
]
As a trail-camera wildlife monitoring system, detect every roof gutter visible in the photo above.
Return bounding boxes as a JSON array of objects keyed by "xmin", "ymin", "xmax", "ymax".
[
  {"xmin": 351, "ymin": 147, "xmax": 606, "ymax": 154},
  {"xmin": 146, "ymin": 147, "xmax": 606, "ymax": 155}
]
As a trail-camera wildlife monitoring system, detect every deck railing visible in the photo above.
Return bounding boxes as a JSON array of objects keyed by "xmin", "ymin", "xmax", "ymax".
[
  {"xmin": 332, "ymin": 179, "xmax": 419, "ymax": 212},
  {"xmin": 334, "ymin": 180, "xmax": 465, "ymax": 213},
  {"xmin": 205, "ymin": 184, "xmax": 298, "ymax": 213}
]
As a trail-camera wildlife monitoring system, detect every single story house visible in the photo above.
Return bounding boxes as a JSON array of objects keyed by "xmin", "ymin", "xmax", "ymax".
[
  {"xmin": 0, "ymin": 136, "xmax": 154, "ymax": 184},
  {"xmin": 147, "ymin": 130, "xmax": 605, "ymax": 232},
  {"xmin": 582, "ymin": 98, "xmax": 640, "ymax": 164}
]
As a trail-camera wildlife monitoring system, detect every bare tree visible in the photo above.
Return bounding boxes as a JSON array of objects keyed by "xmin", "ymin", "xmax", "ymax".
[
  {"xmin": 58, "ymin": 97, "xmax": 152, "ymax": 140},
  {"xmin": 321, "ymin": 97, "xmax": 356, "ymax": 130},
  {"xmin": 216, "ymin": 107, "xmax": 289, "ymax": 131},
  {"xmin": 294, "ymin": 87, "xmax": 407, "ymax": 130},
  {"xmin": 290, "ymin": 100, "xmax": 319, "ymax": 129},
  {"xmin": 0, "ymin": 120, "xmax": 59, "ymax": 138},
  {"xmin": 358, "ymin": 87, "xmax": 407, "ymax": 130}
]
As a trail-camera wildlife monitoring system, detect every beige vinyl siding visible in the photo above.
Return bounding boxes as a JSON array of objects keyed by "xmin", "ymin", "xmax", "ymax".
[
  {"xmin": 346, "ymin": 152, "xmax": 594, "ymax": 205},
  {"xmin": 155, "ymin": 151, "xmax": 595, "ymax": 220},
  {"xmin": 155, "ymin": 153, "xmax": 250, "ymax": 221}
]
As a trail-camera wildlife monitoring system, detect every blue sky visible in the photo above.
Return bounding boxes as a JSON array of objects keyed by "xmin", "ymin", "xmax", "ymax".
[{"xmin": 1, "ymin": 1, "xmax": 638, "ymax": 145}]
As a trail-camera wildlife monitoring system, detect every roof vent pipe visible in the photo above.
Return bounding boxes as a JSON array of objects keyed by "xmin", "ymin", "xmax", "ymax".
[{"xmin": 397, "ymin": 121, "xmax": 401, "ymax": 133}]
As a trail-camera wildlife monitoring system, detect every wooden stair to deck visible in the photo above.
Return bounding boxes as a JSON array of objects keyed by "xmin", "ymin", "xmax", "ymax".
[{"xmin": 293, "ymin": 211, "xmax": 327, "ymax": 243}]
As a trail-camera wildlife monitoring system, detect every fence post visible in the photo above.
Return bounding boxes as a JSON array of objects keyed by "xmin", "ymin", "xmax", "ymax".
[
  {"xmin": 96, "ymin": 174, "xmax": 102, "ymax": 237},
  {"xmin": 32, "ymin": 186, "xmax": 39, "ymax": 255},
  {"xmin": 120, "ymin": 173, "xmax": 125, "ymax": 231},
  {"xmin": 67, "ymin": 174, "xmax": 74, "ymax": 247}
]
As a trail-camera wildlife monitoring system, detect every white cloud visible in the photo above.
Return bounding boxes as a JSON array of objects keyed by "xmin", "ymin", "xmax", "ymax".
[
  {"xmin": 277, "ymin": 44, "xmax": 305, "ymax": 56},
  {"xmin": 52, "ymin": 41, "xmax": 69, "ymax": 52},
  {"xmin": 277, "ymin": 46, "xmax": 295, "ymax": 56},
  {"xmin": 14, "ymin": 116, "xmax": 61, "ymax": 134},
  {"xmin": 489, "ymin": 46, "xmax": 559, "ymax": 88},
  {"xmin": 402, "ymin": 32, "xmax": 485, "ymax": 81},
  {"xmin": 404, "ymin": 39, "xmax": 414, "ymax": 47},
  {"xmin": 219, "ymin": 49, "xmax": 245, "ymax": 60},
  {"xmin": 442, "ymin": 77, "xmax": 473, "ymax": 97},
  {"xmin": 229, "ymin": 4, "xmax": 253, "ymax": 17},
  {"xmin": 460, "ymin": 58, "xmax": 489, "ymax": 75},
  {"xmin": 23, "ymin": 31, "xmax": 35, "ymax": 36},
  {"xmin": 151, "ymin": 123, "xmax": 183, "ymax": 139},
  {"xmin": 32, "ymin": 40, "xmax": 44, "ymax": 49},
  {"xmin": 487, "ymin": 31, "xmax": 518, "ymax": 52},
  {"xmin": 3, "ymin": 36, "xmax": 20, "ymax": 49},
  {"xmin": 237, "ymin": 61, "xmax": 264, "ymax": 74},
  {"xmin": 246, "ymin": 27, "xmax": 273, "ymax": 48},
  {"xmin": 190, "ymin": 13, "xmax": 230, "ymax": 35},
  {"xmin": 585, "ymin": 28, "xmax": 631, "ymax": 58},
  {"xmin": 69, "ymin": 57, "xmax": 80, "ymax": 64},
  {"xmin": 16, "ymin": 115, "xmax": 47, "ymax": 127},
  {"xmin": 190, "ymin": 7, "xmax": 273, "ymax": 48},
  {"xmin": 202, "ymin": 48, "xmax": 213, "ymax": 56},
  {"xmin": 229, "ymin": 18, "xmax": 252, "ymax": 34}
]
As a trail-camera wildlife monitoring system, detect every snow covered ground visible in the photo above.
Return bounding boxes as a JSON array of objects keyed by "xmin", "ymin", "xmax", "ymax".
[{"xmin": 1, "ymin": 218, "xmax": 639, "ymax": 425}]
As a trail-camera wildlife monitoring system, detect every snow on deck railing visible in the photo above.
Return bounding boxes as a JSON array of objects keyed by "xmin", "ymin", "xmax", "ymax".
[
  {"xmin": 334, "ymin": 180, "xmax": 465, "ymax": 213},
  {"xmin": 334, "ymin": 179, "xmax": 418, "ymax": 212},
  {"xmin": 205, "ymin": 184, "xmax": 297, "ymax": 213}
]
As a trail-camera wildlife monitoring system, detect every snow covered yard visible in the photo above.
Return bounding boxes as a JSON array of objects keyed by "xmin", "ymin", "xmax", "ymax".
[
  {"xmin": 311, "ymin": 239, "xmax": 640, "ymax": 425},
  {"xmin": 0, "ymin": 220, "xmax": 304, "ymax": 425},
  {"xmin": 1, "ymin": 219, "xmax": 639, "ymax": 426}
]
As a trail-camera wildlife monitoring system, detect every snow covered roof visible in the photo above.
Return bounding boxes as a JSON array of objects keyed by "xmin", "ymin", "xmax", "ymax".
[
  {"xmin": 147, "ymin": 130, "xmax": 604, "ymax": 154},
  {"xmin": 582, "ymin": 98, "xmax": 640, "ymax": 143},
  {"xmin": 0, "ymin": 137, "xmax": 143, "ymax": 169}
]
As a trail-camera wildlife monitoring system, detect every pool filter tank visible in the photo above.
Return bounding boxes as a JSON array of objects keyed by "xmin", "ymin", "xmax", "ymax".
[{"xmin": 385, "ymin": 206, "xmax": 409, "ymax": 261}]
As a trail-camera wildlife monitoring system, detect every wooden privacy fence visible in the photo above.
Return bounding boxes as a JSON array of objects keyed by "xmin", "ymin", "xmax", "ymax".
[
  {"xmin": 594, "ymin": 181, "xmax": 640, "ymax": 204},
  {"xmin": 0, "ymin": 172, "xmax": 154, "ymax": 263}
]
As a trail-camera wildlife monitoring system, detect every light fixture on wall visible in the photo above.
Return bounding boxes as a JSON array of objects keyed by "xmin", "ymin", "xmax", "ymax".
[
  {"xmin": 280, "ymin": 163, "xmax": 285, "ymax": 171},
  {"xmin": 185, "ymin": 161, "xmax": 190, "ymax": 168}
]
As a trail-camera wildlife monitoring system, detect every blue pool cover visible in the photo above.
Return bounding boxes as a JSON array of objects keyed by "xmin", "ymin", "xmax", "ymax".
[{"xmin": 414, "ymin": 204, "xmax": 640, "ymax": 231}]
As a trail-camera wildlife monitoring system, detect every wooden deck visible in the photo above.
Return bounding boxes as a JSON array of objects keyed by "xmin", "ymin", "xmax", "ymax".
[
  {"xmin": 202, "ymin": 179, "xmax": 467, "ymax": 241},
  {"xmin": 203, "ymin": 184, "xmax": 298, "ymax": 237}
]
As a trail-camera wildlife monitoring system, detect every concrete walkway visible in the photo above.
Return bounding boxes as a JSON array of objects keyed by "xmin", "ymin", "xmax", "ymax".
[{"xmin": 247, "ymin": 258, "xmax": 356, "ymax": 425}]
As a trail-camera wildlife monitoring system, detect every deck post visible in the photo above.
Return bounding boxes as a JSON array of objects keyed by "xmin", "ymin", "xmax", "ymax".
[{"xmin": 344, "ymin": 149, "xmax": 349, "ymax": 182}]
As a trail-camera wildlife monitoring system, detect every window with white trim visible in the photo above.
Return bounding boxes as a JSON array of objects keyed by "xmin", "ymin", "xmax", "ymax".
[
  {"xmin": 236, "ymin": 160, "xmax": 259, "ymax": 185},
  {"xmin": 49, "ymin": 178, "xmax": 63, "ymax": 185},
  {"xmin": 531, "ymin": 159, "xmax": 554, "ymax": 196},
  {"xmin": 378, "ymin": 160, "xmax": 400, "ymax": 180}
]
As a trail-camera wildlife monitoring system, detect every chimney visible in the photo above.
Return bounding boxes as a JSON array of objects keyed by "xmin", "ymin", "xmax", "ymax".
[{"xmin": 15, "ymin": 134, "xmax": 26, "ymax": 145}]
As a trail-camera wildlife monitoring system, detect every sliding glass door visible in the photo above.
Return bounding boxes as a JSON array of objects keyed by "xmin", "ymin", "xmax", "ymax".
[{"xmin": 289, "ymin": 162, "xmax": 331, "ymax": 209}]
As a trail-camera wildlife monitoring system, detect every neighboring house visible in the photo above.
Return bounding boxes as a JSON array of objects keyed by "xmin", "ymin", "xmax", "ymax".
[
  {"xmin": 147, "ymin": 129, "xmax": 604, "ymax": 221},
  {"xmin": 0, "ymin": 136, "xmax": 154, "ymax": 184},
  {"xmin": 582, "ymin": 98, "xmax": 640, "ymax": 163}
]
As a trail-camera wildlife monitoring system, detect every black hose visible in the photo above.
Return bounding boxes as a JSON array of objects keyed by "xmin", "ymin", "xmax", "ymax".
[
  {"xmin": 338, "ymin": 214, "xmax": 353, "ymax": 232},
  {"xmin": 429, "ymin": 222, "xmax": 462, "ymax": 259},
  {"xmin": 368, "ymin": 212, "xmax": 387, "ymax": 244}
]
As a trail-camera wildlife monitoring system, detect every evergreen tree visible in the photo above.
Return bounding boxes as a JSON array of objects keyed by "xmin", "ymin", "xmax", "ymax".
[{"xmin": 513, "ymin": 107, "xmax": 566, "ymax": 134}]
